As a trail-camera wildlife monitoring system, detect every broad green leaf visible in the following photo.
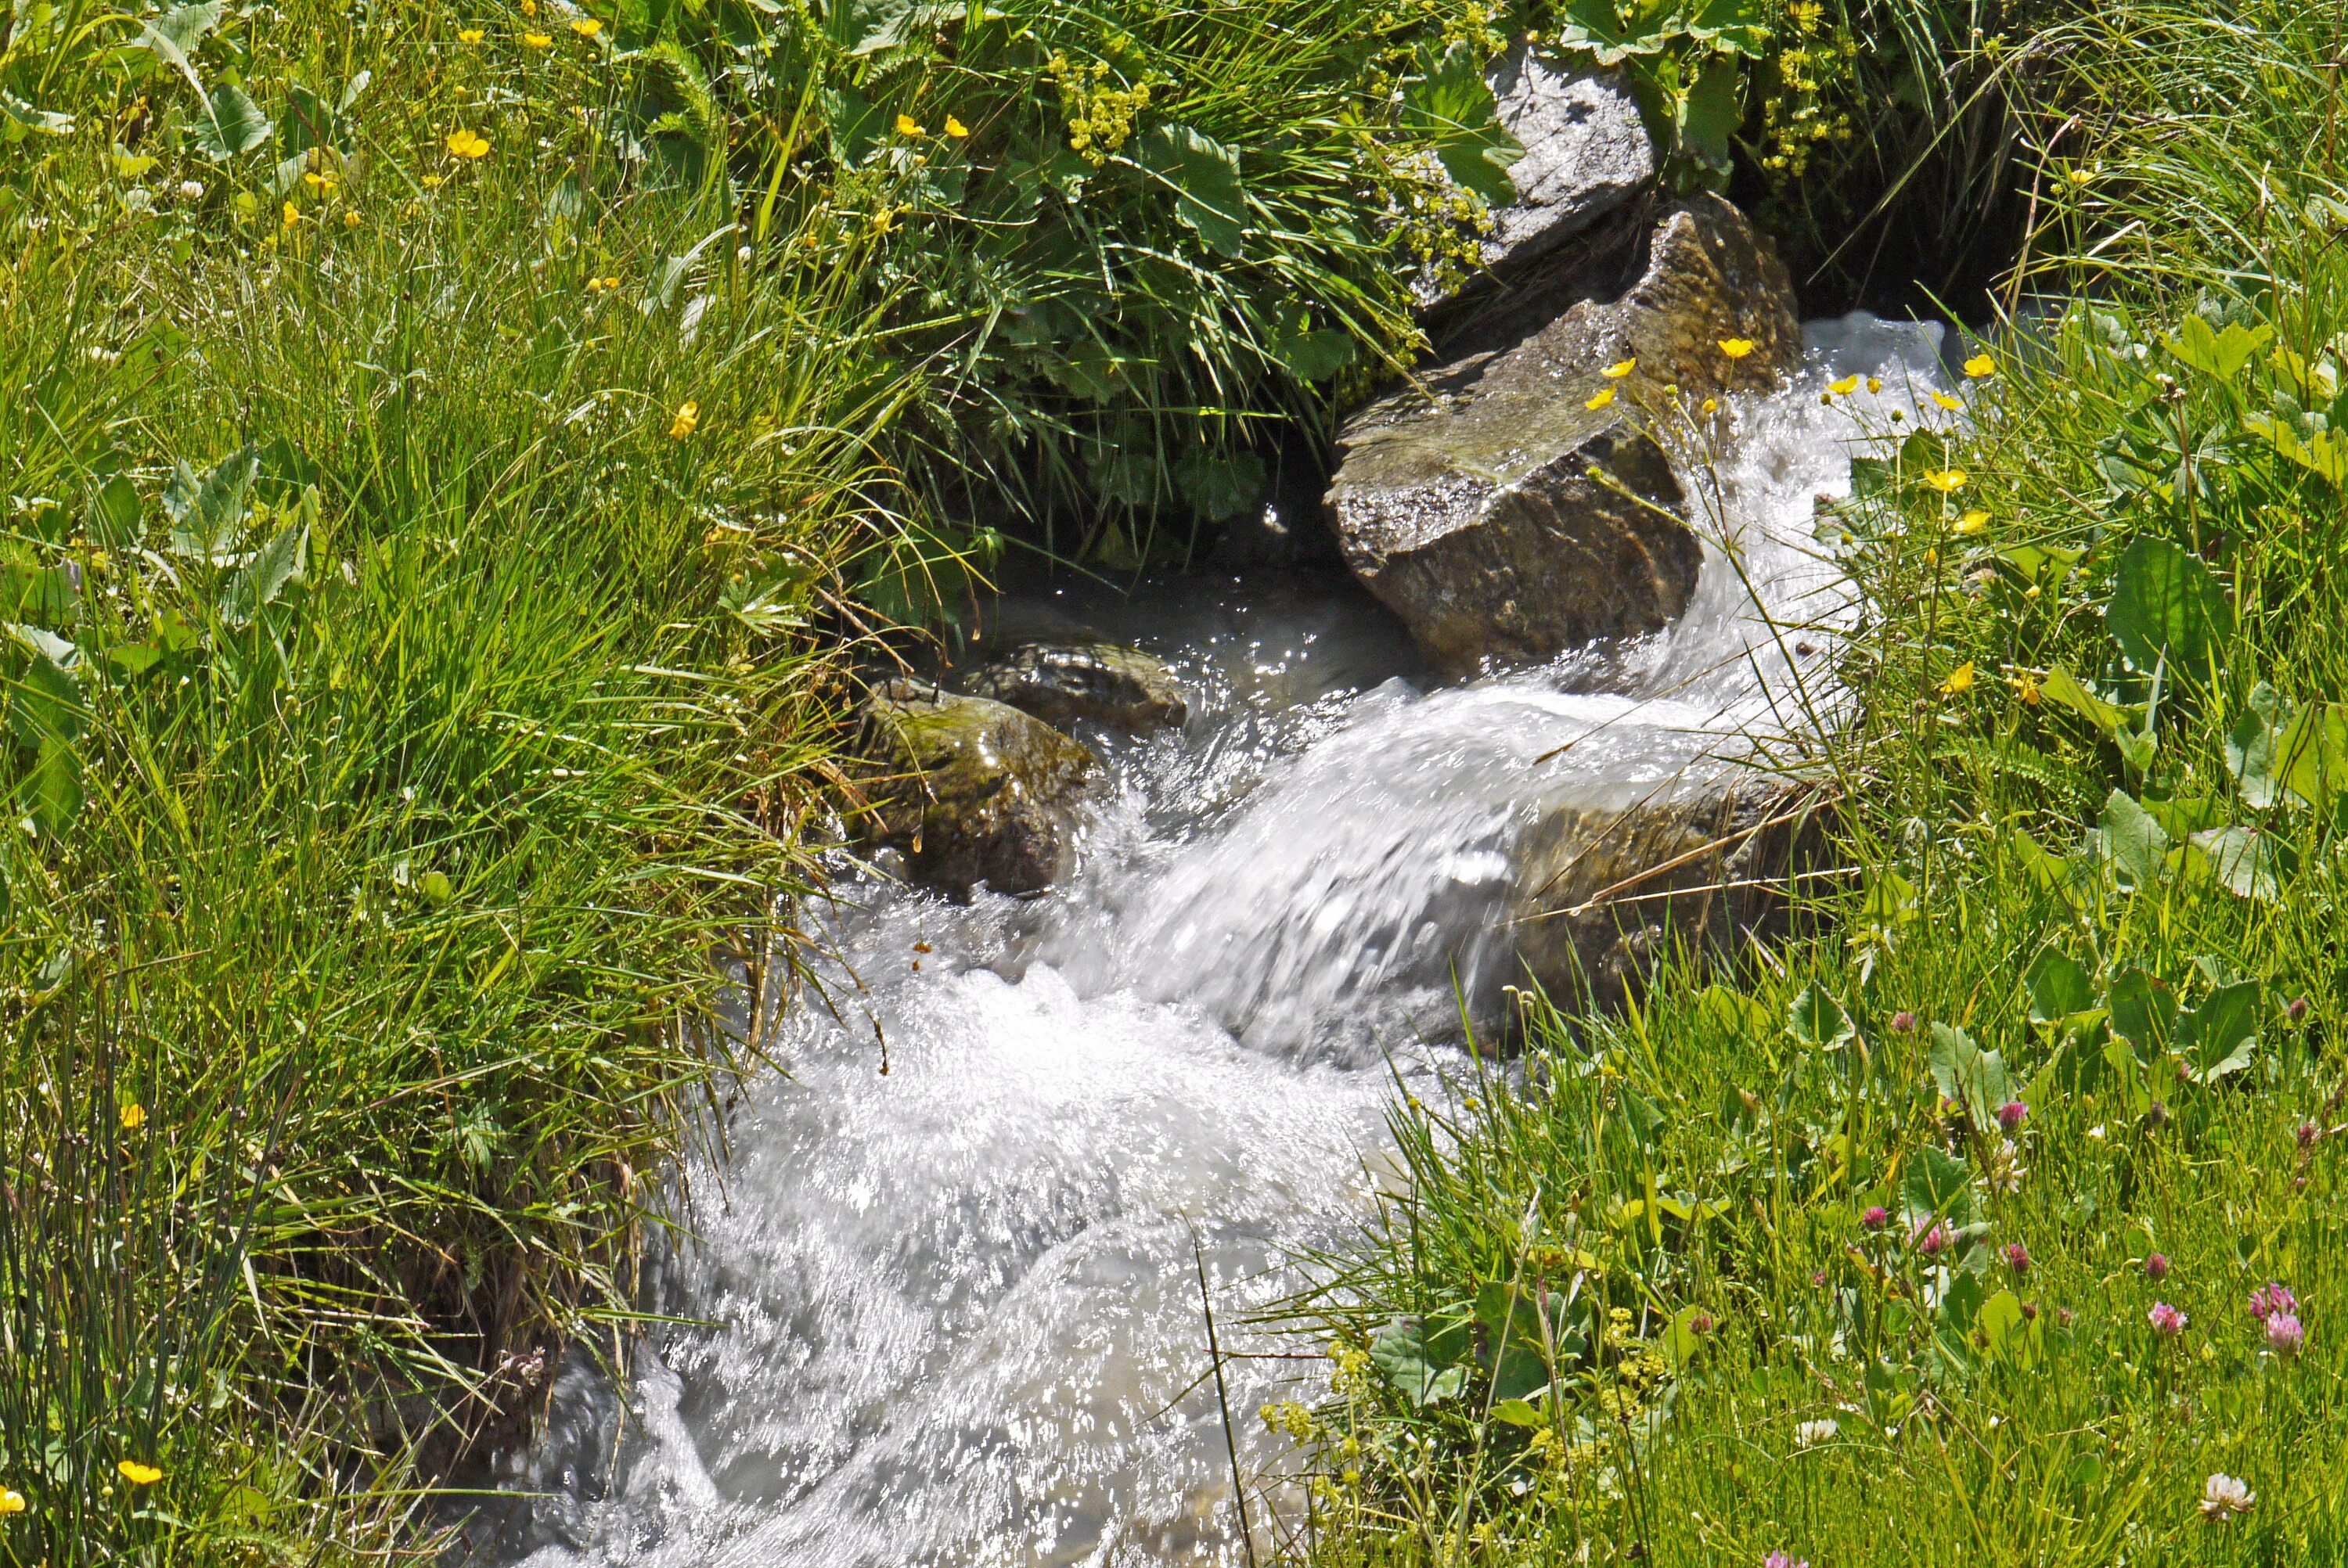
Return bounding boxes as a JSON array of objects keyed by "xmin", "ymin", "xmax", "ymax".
[
  {"xmin": 130, "ymin": 2, "xmax": 222, "ymax": 99},
  {"xmin": 2272, "ymin": 703, "xmax": 2348, "ymax": 810},
  {"xmin": 1786, "ymin": 984, "xmax": 1854, "ymax": 1049},
  {"xmin": 1490, "ymin": 1397, "xmax": 1545, "ymax": 1427},
  {"xmin": 2098, "ymin": 789, "xmax": 2169, "ymax": 890},
  {"xmin": 2039, "ymin": 665, "xmax": 2133, "ymax": 738},
  {"xmin": 1, "ymin": 92, "xmax": 75, "ymax": 138},
  {"xmin": 1475, "ymin": 1282, "xmax": 1563, "ymax": 1401},
  {"xmin": 1684, "ymin": 0, "xmax": 1772, "ymax": 53},
  {"xmin": 1903, "ymin": 1144, "xmax": 1974, "ymax": 1227},
  {"xmin": 1928, "ymin": 1022, "xmax": 2012, "ymax": 1128},
  {"xmin": 27, "ymin": 737, "xmax": 81, "ymax": 840},
  {"xmin": 2163, "ymin": 315, "xmax": 2271, "ymax": 379},
  {"xmin": 164, "ymin": 446, "xmax": 259, "ymax": 562},
  {"xmin": 221, "ymin": 520, "xmax": 308, "ymax": 626},
  {"xmin": 2025, "ymin": 948, "xmax": 2095, "ymax": 1023},
  {"xmin": 1976, "ymin": 1288, "xmax": 2031, "ymax": 1361},
  {"xmin": 193, "ymin": 83, "xmax": 273, "ymax": 161},
  {"xmin": 1137, "ymin": 123, "xmax": 1248, "ymax": 257},
  {"xmin": 2247, "ymin": 414, "xmax": 2348, "ymax": 485},
  {"xmin": 1370, "ymin": 1314, "xmax": 1470, "ymax": 1408},
  {"xmin": 1401, "ymin": 44, "xmax": 1525, "ymax": 207},
  {"xmin": 9, "ymin": 644, "xmax": 84, "ymax": 750},
  {"xmin": 1676, "ymin": 56, "xmax": 1742, "ymax": 175},
  {"xmin": 2227, "ymin": 683, "xmax": 2292, "ymax": 808},
  {"xmin": 1997, "ymin": 539, "xmax": 2083, "ymax": 590},
  {"xmin": 1171, "ymin": 449, "xmax": 1266, "ymax": 522},
  {"xmin": 1856, "ymin": 867, "xmax": 1918, "ymax": 940},
  {"xmin": 2105, "ymin": 537, "xmax": 2230, "ymax": 678},
  {"xmin": 2179, "ymin": 980, "xmax": 2260, "ymax": 1084},
  {"xmin": 2106, "ymin": 966, "xmax": 2176, "ymax": 1052},
  {"xmin": 1553, "ymin": 0, "xmax": 1674, "ymax": 63},
  {"xmin": 1271, "ymin": 327, "xmax": 1356, "ymax": 383},
  {"xmin": 2186, "ymin": 825, "xmax": 2281, "ymax": 901},
  {"xmin": 1661, "ymin": 1304, "xmax": 1709, "ymax": 1367},
  {"xmin": 1694, "ymin": 984, "xmax": 1772, "ymax": 1039}
]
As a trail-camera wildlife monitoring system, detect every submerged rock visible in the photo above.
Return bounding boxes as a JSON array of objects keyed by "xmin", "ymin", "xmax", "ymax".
[
  {"xmin": 861, "ymin": 681, "xmax": 1100, "ymax": 898},
  {"xmin": 1478, "ymin": 47, "xmax": 1655, "ymax": 282},
  {"xmin": 962, "ymin": 641, "xmax": 1189, "ymax": 734},
  {"xmin": 1331, "ymin": 194, "xmax": 1801, "ymax": 674},
  {"xmin": 1509, "ymin": 776, "xmax": 1830, "ymax": 1011}
]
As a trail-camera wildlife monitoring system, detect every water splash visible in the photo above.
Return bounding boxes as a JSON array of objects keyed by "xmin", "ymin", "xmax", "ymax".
[{"xmin": 476, "ymin": 313, "xmax": 1950, "ymax": 1568}]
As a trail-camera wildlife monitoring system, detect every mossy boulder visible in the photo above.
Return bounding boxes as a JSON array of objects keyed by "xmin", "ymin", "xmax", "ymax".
[
  {"xmin": 1331, "ymin": 194, "xmax": 1801, "ymax": 674},
  {"xmin": 861, "ymin": 681, "xmax": 1100, "ymax": 898},
  {"xmin": 1509, "ymin": 776, "xmax": 1830, "ymax": 1011},
  {"xmin": 961, "ymin": 641, "xmax": 1189, "ymax": 735}
]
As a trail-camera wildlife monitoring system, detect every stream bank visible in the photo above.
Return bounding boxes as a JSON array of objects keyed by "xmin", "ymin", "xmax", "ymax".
[{"xmin": 473, "ymin": 312, "xmax": 1957, "ymax": 1566}]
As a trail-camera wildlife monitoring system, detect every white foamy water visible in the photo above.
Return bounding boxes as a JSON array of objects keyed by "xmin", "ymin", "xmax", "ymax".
[{"xmin": 476, "ymin": 315, "xmax": 1952, "ymax": 1567}]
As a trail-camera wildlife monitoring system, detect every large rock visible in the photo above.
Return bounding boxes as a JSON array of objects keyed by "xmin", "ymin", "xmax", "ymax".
[
  {"xmin": 860, "ymin": 680, "xmax": 1100, "ymax": 898},
  {"xmin": 962, "ymin": 641, "xmax": 1188, "ymax": 734},
  {"xmin": 1480, "ymin": 47, "xmax": 1655, "ymax": 279},
  {"xmin": 1509, "ymin": 776, "xmax": 1830, "ymax": 1011},
  {"xmin": 1330, "ymin": 194, "xmax": 1801, "ymax": 674}
]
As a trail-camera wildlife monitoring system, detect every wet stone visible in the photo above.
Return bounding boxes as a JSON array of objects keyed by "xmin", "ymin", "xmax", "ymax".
[
  {"xmin": 1509, "ymin": 776, "xmax": 1831, "ymax": 1012},
  {"xmin": 961, "ymin": 641, "xmax": 1189, "ymax": 735},
  {"xmin": 1331, "ymin": 193, "xmax": 1802, "ymax": 674},
  {"xmin": 860, "ymin": 679, "xmax": 1100, "ymax": 899}
]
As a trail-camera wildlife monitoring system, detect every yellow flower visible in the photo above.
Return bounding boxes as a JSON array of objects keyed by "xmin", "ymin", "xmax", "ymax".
[
  {"xmin": 1718, "ymin": 338, "xmax": 1756, "ymax": 360},
  {"xmin": 520, "ymin": 0, "xmax": 536, "ymax": 12},
  {"xmin": 895, "ymin": 113, "xmax": 924, "ymax": 138},
  {"xmin": 1954, "ymin": 509, "xmax": 1989, "ymax": 535},
  {"xmin": 1602, "ymin": 358, "xmax": 1636, "ymax": 379},
  {"xmin": 422, "ymin": 173, "xmax": 445, "ymax": 188},
  {"xmin": 1964, "ymin": 353, "xmax": 1998, "ymax": 378},
  {"xmin": 1922, "ymin": 468, "xmax": 1968, "ymax": 493},
  {"xmin": 1584, "ymin": 386, "xmax": 1616, "ymax": 411},
  {"xmin": 117, "ymin": 1461, "xmax": 161, "ymax": 1487},
  {"xmin": 571, "ymin": 16, "xmax": 601, "ymax": 36},
  {"xmin": 344, "ymin": 209, "xmax": 362, "ymax": 228},
  {"xmin": 0, "ymin": 1487, "xmax": 25, "ymax": 1514},
  {"xmin": 1828, "ymin": 374, "xmax": 1860, "ymax": 395},
  {"xmin": 870, "ymin": 207, "xmax": 895, "ymax": 235},
  {"xmin": 459, "ymin": 26, "xmax": 484, "ymax": 41},
  {"xmin": 446, "ymin": 128, "xmax": 490, "ymax": 159},
  {"xmin": 945, "ymin": 114, "xmax": 970, "ymax": 139},
  {"xmin": 1867, "ymin": 376, "xmax": 1883, "ymax": 394},
  {"xmin": 668, "ymin": 401, "xmax": 700, "ymax": 439},
  {"xmin": 120, "ymin": 1102, "xmax": 145, "ymax": 1131},
  {"xmin": 2068, "ymin": 167, "xmax": 2092, "ymax": 186},
  {"xmin": 1701, "ymin": 397, "xmax": 1719, "ymax": 414},
  {"xmin": 523, "ymin": 31, "xmax": 553, "ymax": 47},
  {"xmin": 282, "ymin": 200, "xmax": 301, "ymax": 229},
  {"xmin": 1938, "ymin": 661, "xmax": 1976, "ymax": 696},
  {"xmin": 302, "ymin": 169, "xmax": 337, "ymax": 192},
  {"xmin": 2013, "ymin": 671, "xmax": 2042, "ymax": 705},
  {"xmin": 1930, "ymin": 390, "xmax": 1964, "ymax": 411}
]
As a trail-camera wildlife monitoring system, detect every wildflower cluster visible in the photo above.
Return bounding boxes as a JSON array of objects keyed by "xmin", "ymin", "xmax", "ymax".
[{"xmin": 1046, "ymin": 54, "xmax": 1154, "ymax": 167}]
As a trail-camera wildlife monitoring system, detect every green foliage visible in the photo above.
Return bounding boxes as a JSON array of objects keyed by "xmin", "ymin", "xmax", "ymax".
[{"xmin": 1303, "ymin": 2, "xmax": 2348, "ymax": 1562}]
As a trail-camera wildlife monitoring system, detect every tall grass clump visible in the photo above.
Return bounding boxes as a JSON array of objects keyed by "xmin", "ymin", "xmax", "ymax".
[
  {"xmin": 0, "ymin": 2, "xmax": 909, "ymax": 1557},
  {"xmin": 1297, "ymin": 0, "xmax": 2348, "ymax": 1562}
]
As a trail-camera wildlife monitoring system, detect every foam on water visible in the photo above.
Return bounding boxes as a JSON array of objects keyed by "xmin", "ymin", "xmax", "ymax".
[{"xmin": 477, "ymin": 314, "xmax": 1952, "ymax": 1567}]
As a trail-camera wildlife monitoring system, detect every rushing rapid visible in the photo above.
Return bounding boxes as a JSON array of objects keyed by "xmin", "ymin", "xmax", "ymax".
[{"xmin": 477, "ymin": 315, "xmax": 1954, "ymax": 1567}]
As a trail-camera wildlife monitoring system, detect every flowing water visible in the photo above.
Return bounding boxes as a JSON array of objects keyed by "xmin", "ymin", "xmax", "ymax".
[{"xmin": 477, "ymin": 314, "xmax": 1954, "ymax": 1568}]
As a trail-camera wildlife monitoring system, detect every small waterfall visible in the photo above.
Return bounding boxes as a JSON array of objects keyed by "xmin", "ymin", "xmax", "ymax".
[{"xmin": 481, "ymin": 314, "xmax": 1951, "ymax": 1567}]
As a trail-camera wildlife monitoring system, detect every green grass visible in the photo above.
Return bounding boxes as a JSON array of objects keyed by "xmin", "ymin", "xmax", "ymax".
[
  {"xmin": 1299, "ymin": 0, "xmax": 2348, "ymax": 1562},
  {"xmin": 0, "ymin": 5, "xmax": 905, "ymax": 1557}
]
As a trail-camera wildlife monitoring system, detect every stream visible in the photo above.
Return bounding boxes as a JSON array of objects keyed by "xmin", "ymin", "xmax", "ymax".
[{"xmin": 479, "ymin": 312, "xmax": 1953, "ymax": 1567}]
